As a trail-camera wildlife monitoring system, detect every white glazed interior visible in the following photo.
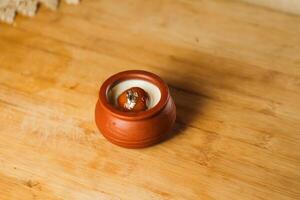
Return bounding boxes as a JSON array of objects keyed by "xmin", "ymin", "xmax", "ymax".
[{"xmin": 108, "ymin": 79, "xmax": 161, "ymax": 109}]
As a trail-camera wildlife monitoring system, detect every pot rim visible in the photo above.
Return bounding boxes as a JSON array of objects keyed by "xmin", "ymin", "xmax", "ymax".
[{"xmin": 99, "ymin": 70, "xmax": 170, "ymax": 121}]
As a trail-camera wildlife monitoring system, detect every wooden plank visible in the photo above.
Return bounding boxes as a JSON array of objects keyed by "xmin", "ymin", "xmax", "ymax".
[
  {"xmin": 241, "ymin": 0, "xmax": 300, "ymax": 15},
  {"xmin": 0, "ymin": 0, "xmax": 299, "ymax": 199}
]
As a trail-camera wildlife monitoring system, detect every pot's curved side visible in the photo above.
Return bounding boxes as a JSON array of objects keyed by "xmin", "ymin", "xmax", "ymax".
[{"xmin": 95, "ymin": 97, "xmax": 176, "ymax": 148}]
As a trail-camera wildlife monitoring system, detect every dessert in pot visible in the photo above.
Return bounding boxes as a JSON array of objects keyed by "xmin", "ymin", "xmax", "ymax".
[
  {"xmin": 117, "ymin": 87, "xmax": 149, "ymax": 112},
  {"xmin": 95, "ymin": 70, "xmax": 176, "ymax": 148}
]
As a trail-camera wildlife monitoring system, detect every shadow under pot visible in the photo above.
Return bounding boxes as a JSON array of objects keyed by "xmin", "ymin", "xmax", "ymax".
[{"xmin": 95, "ymin": 70, "xmax": 176, "ymax": 148}]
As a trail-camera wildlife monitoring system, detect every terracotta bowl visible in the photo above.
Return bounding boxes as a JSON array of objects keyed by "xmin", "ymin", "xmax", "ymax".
[{"xmin": 95, "ymin": 70, "xmax": 176, "ymax": 148}]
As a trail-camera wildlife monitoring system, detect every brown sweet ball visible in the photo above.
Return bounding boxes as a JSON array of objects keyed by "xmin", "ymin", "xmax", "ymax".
[{"xmin": 117, "ymin": 87, "xmax": 149, "ymax": 112}]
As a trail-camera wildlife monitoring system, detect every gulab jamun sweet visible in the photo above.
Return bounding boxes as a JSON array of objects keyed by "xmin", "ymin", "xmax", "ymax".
[{"xmin": 117, "ymin": 87, "xmax": 149, "ymax": 112}]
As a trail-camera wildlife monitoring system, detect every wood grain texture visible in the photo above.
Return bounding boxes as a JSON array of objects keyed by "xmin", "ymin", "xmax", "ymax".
[
  {"xmin": 0, "ymin": 0, "xmax": 300, "ymax": 199},
  {"xmin": 241, "ymin": 0, "xmax": 300, "ymax": 15}
]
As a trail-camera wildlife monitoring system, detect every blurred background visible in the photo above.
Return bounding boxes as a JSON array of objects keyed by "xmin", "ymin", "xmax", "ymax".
[{"xmin": 242, "ymin": 0, "xmax": 300, "ymax": 15}]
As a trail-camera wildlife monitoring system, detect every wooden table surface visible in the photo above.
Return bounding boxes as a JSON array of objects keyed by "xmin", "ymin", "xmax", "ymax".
[{"xmin": 0, "ymin": 0, "xmax": 300, "ymax": 199}]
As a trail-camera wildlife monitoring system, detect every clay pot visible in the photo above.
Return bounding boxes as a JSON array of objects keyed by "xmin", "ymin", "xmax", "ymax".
[{"xmin": 95, "ymin": 70, "xmax": 176, "ymax": 148}]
